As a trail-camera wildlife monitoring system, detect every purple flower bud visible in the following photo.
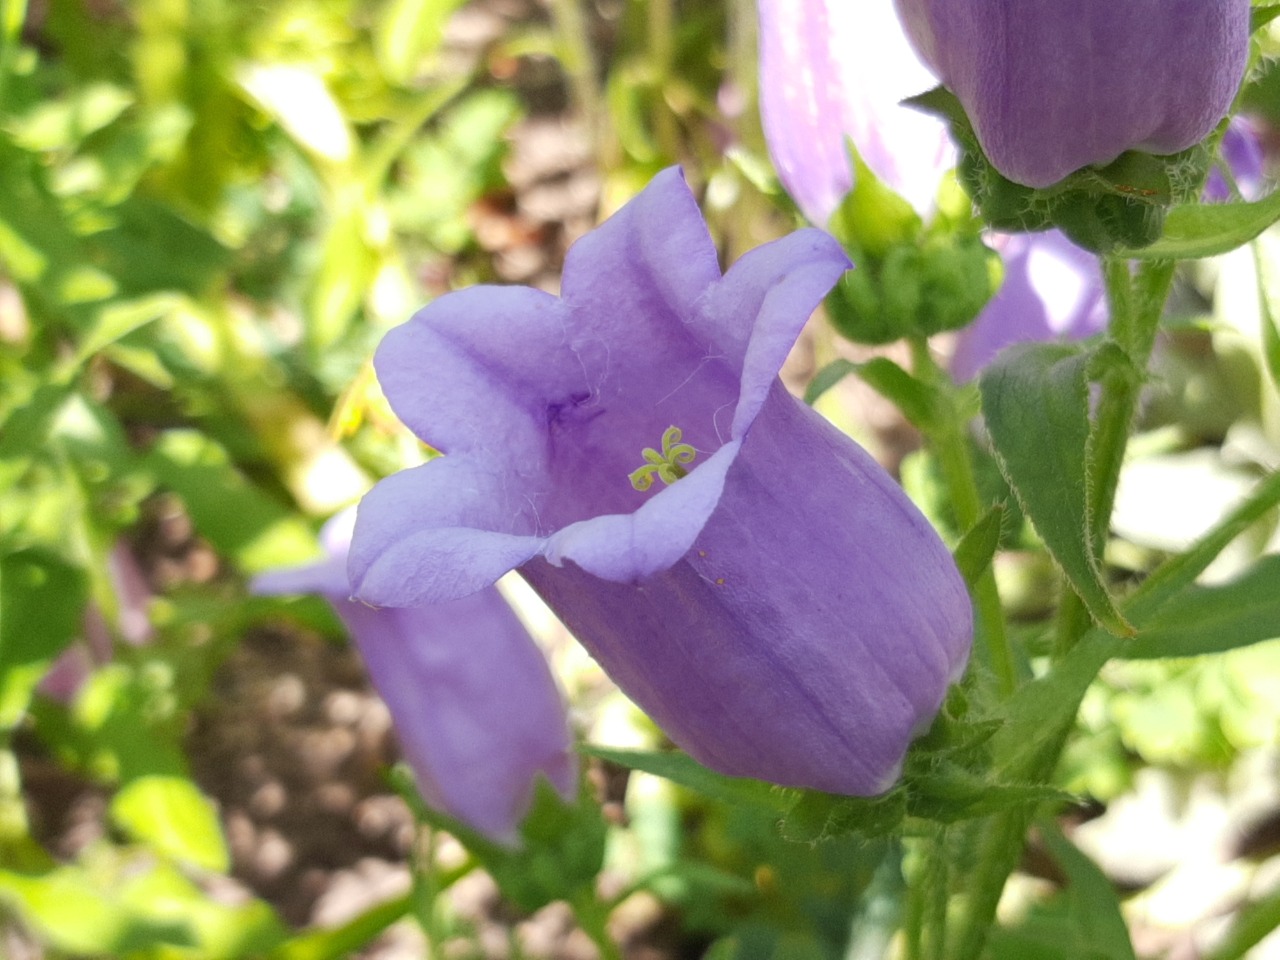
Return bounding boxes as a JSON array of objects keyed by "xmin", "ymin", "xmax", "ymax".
[
  {"xmin": 758, "ymin": 0, "xmax": 954, "ymax": 223},
  {"xmin": 254, "ymin": 510, "xmax": 576, "ymax": 844},
  {"xmin": 893, "ymin": 0, "xmax": 1252, "ymax": 187},
  {"xmin": 349, "ymin": 169, "xmax": 972, "ymax": 796}
]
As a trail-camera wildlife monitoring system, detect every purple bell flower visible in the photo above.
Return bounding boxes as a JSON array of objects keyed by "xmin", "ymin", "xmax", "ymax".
[
  {"xmin": 892, "ymin": 0, "xmax": 1252, "ymax": 188},
  {"xmin": 349, "ymin": 169, "xmax": 972, "ymax": 796},
  {"xmin": 254, "ymin": 509, "xmax": 576, "ymax": 844}
]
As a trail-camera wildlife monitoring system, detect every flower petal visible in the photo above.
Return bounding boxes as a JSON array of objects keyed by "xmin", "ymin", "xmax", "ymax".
[
  {"xmin": 544, "ymin": 440, "xmax": 740, "ymax": 582},
  {"xmin": 695, "ymin": 228, "xmax": 850, "ymax": 437},
  {"xmin": 338, "ymin": 590, "xmax": 575, "ymax": 843},
  {"xmin": 561, "ymin": 167, "xmax": 721, "ymax": 325},
  {"xmin": 349, "ymin": 459, "xmax": 545, "ymax": 606},
  {"xmin": 375, "ymin": 284, "xmax": 579, "ymax": 461}
]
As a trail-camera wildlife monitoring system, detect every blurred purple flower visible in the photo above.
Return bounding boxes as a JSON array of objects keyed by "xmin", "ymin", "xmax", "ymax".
[
  {"xmin": 1204, "ymin": 116, "xmax": 1268, "ymax": 203},
  {"xmin": 349, "ymin": 168, "xmax": 972, "ymax": 796},
  {"xmin": 39, "ymin": 541, "xmax": 154, "ymax": 704},
  {"xmin": 255, "ymin": 510, "xmax": 576, "ymax": 844},
  {"xmin": 893, "ymin": 0, "xmax": 1251, "ymax": 188},
  {"xmin": 950, "ymin": 233, "xmax": 1107, "ymax": 383},
  {"xmin": 757, "ymin": 0, "xmax": 954, "ymax": 224}
]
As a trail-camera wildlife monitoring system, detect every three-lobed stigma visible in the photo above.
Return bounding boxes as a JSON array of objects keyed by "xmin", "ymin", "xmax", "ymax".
[{"xmin": 629, "ymin": 425, "xmax": 697, "ymax": 492}]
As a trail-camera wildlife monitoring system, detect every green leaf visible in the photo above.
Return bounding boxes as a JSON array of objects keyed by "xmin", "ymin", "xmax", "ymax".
[
  {"xmin": 73, "ymin": 292, "xmax": 186, "ymax": 364},
  {"xmin": 146, "ymin": 430, "xmax": 317, "ymax": 574},
  {"xmin": 1039, "ymin": 823, "xmax": 1137, "ymax": 960},
  {"xmin": 1118, "ymin": 188, "xmax": 1280, "ymax": 260},
  {"xmin": 0, "ymin": 865, "xmax": 193, "ymax": 955},
  {"xmin": 855, "ymin": 356, "xmax": 945, "ymax": 433},
  {"xmin": 1252, "ymin": 3, "xmax": 1280, "ymax": 32},
  {"xmin": 374, "ymin": 0, "xmax": 469, "ymax": 84},
  {"xmin": 992, "ymin": 630, "xmax": 1120, "ymax": 781},
  {"xmin": 980, "ymin": 343, "xmax": 1133, "ymax": 636},
  {"xmin": 953, "ymin": 504, "xmax": 1005, "ymax": 588},
  {"xmin": 1254, "ymin": 237, "xmax": 1280, "ymax": 395},
  {"xmin": 804, "ymin": 358, "xmax": 858, "ymax": 406},
  {"xmin": 907, "ymin": 764, "xmax": 1068, "ymax": 822},
  {"xmin": 0, "ymin": 549, "xmax": 87, "ymax": 729},
  {"xmin": 8, "ymin": 82, "xmax": 133, "ymax": 152},
  {"xmin": 1122, "ymin": 554, "xmax": 1280, "ymax": 659},
  {"xmin": 392, "ymin": 770, "xmax": 606, "ymax": 913},
  {"xmin": 110, "ymin": 775, "xmax": 230, "ymax": 872},
  {"xmin": 267, "ymin": 892, "xmax": 411, "ymax": 960},
  {"xmin": 582, "ymin": 746, "xmax": 787, "ymax": 812}
]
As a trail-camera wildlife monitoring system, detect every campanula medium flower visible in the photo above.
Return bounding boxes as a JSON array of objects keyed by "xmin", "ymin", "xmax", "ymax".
[
  {"xmin": 349, "ymin": 168, "xmax": 973, "ymax": 796},
  {"xmin": 893, "ymin": 0, "xmax": 1252, "ymax": 188},
  {"xmin": 254, "ymin": 510, "xmax": 576, "ymax": 844}
]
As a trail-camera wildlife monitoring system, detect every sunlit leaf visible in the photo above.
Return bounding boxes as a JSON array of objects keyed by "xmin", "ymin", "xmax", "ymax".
[
  {"xmin": 1123, "ymin": 554, "xmax": 1280, "ymax": 659},
  {"xmin": 1118, "ymin": 188, "xmax": 1280, "ymax": 260},
  {"xmin": 110, "ymin": 775, "xmax": 230, "ymax": 872}
]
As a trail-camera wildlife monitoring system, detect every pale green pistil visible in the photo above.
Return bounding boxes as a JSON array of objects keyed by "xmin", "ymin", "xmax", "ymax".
[{"xmin": 629, "ymin": 425, "xmax": 697, "ymax": 492}]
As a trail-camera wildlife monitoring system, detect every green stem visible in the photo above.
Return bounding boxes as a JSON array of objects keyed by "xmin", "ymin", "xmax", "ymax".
[
  {"xmin": 911, "ymin": 339, "xmax": 1016, "ymax": 696},
  {"xmin": 645, "ymin": 0, "xmax": 682, "ymax": 163},
  {"xmin": 904, "ymin": 847, "xmax": 925, "ymax": 960},
  {"xmin": 1203, "ymin": 885, "xmax": 1280, "ymax": 960},
  {"xmin": 269, "ymin": 893, "xmax": 415, "ymax": 960},
  {"xmin": 572, "ymin": 892, "xmax": 623, "ymax": 960},
  {"xmin": 1055, "ymin": 258, "xmax": 1176, "ymax": 656},
  {"xmin": 947, "ymin": 810, "xmax": 1032, "ymax": 960},
  {"xmin": 548, "ymin": 0, "xmax": 603, "ymax": 153},
  {"xmin": 923, "ymin": 827, "xmax": 950, "ymax": 960},
  {"xmin": 0, "ymin": 0, "xmax": 27, "ymax": 115}
]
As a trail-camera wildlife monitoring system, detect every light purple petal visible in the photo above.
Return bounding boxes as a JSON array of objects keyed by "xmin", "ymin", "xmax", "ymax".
[
  {"xmin": 951, "ymin": 230, "xmax": 1107, "ymax": 382},
  {"xmin": 544, "ymin": 441, "xmax": 740, "ymax": 582},
  {"xmin": 894, "ymin": 0, "xmax": 1252, "ymax": 187},
  {"xmin": 1204, "ymin": 115, "xmax": 1268, "ymax": 202},
  {"xmin": 758, "ymin": 0, "xmax": 954, "ymax": 223},
  {"xmin": 336, "ymin": 592, "xmax": 575, "ymax": 844},
  {"xmin": 523, "ymin": 386, "xmax": 970, "ymax": 794},
  {"xmin": 257, "ymin": 509, "xmax": 575, "ymax": 843},
  {"xmin": 349, "ymin": 459, "xmax": 545, "ymax": 607}
]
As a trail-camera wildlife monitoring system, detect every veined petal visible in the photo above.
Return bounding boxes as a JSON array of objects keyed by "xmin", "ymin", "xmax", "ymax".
[
  {"xmin": 545, "ymin": 440, "xmax": 740, "ymax": 582},
  {"xmin": 349, "ymin": 459, "xmax": 545, "ymax": 607},
  {"xmin": 695, "ymin": 228, "xmax": 850, "ymax": 437},
  {"xmin": 258, "ymin": 509, "xmax": 575, "ymax": 844},
  {"xmin": 894, "ymin": 0, "xmax": 1251, "ymax": 188},
  {"xmin": 375, "ymin": 284, "xmax": 578, "ymax": 462},
  {"xmin": 337, "ymin": 594, "xmax": 575, "ymax": 843}
]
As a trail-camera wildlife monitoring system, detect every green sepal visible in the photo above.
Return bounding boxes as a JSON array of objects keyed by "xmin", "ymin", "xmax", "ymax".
[
  {"xmin": 905, "ymin": 86, "xmax": 1213, "ymax": 253},
  {"xmin": 824, "ymin": 234, "xmax": 999, "ymax": 346},
  {"xmin": 828, "ymin": 140, "xmax": 922, "ymax": 258},
  {"xmin": 390, "ymin": 766, "xmax": 607, "ymax": 914},
  {"xmin": 952, "ymin": 504, "xmax": 1006, "ymax": 589}
]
